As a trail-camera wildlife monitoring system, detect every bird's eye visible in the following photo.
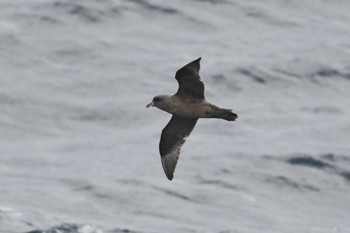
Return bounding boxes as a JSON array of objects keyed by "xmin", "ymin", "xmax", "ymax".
[{"xmin": 154, "ymin": 97, "xmax": 160, "ymax": 102}]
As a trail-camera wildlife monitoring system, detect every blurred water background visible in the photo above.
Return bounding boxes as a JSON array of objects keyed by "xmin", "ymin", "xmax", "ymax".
[{"xmin": 1, "ymin": 0, "xmax": 350, "ymax": 232}]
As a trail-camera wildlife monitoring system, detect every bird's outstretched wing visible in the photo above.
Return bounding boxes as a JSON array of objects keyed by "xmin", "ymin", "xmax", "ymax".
[
  {"xmin": 159, "ymin": 115, "xmax": 198, "ymax": 180},
  {"xmin": 175, "ymin": 57, "xmax": 205, "ymax": 99}
]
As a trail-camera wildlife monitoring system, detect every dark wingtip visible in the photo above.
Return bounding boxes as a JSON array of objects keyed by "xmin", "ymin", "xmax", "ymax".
[
  {"xmin": 229, "ymin": 112, "xmax": 238, "ymax": 121},
  {"xmin": 164, "ymin": 170, "xmax": 174, "ymax": 180},
  {"xmin": 220, "ymin": 110, "xmax": 238, "ymax": 121},
  {"xmin": 161, "ymin": 157, "xmax": 175, "ymax": 181},
  {"xmin": 232, "ymin": 112, "xmax": 238, "ymax": 120},
  {"xmin": 183, "ymin": 57, "xmax": 201, "ymax": 73},
  {"xmin": 167, "ymin": 174, "xmax": 174, "ymax": 181}
]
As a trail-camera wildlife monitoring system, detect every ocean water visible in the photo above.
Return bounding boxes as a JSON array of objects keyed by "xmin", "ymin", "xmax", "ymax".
[{"xmin": 1, "ymin": 0, "xmax": 350, "ymax": 232}]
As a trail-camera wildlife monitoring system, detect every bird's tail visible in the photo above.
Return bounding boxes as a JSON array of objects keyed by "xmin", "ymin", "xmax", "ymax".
[{"xmin": 212, "ymin": 108, "xmax": 238, "ymax": 121}]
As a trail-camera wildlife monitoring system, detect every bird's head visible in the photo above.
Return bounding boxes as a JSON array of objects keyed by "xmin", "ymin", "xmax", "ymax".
[{"xmin": 146, "ymin": 95, "xmax": 172, "ymax": 112}]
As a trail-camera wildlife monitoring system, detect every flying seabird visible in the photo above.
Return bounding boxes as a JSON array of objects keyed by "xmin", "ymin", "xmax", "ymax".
[{"xmin": 146, "ymin": 57, "xmax": 237, "ymax": 180}]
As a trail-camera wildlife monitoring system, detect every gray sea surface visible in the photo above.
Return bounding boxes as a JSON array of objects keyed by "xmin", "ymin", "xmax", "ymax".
[{"xmin": 1, "ymin": 0, "xmax": 350, "ymax": 232}]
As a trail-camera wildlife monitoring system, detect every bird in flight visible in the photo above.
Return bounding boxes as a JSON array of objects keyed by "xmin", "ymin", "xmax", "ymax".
[{"xmin": 147, "ymin": 58, "xmax": 237, "ymax": 180}]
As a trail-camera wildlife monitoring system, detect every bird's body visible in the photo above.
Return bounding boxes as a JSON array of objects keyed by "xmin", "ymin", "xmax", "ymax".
[
  {"xmin": 151, "ymin": 94, "xmax": 236, "ymax": 120},
  {"xmin": 147, "ymin": 58, "xmax": 237, "ymax": 180}
]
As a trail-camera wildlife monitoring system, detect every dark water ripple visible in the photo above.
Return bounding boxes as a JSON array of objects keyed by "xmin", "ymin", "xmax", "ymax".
[
  {"xmin": 313, "ymin": 68, "xmax": 350, "ymax": 80},
  {"xmin": 8, "ymin": 12, "xmax": 61, "ymax": 25},
  {"xmin": 287, "ymin": 155, "xmax": 334, "ymax": 169},
  {"xmin": 128, "ymin": 0, "xmax": 179, "ymax": 14},
  {"xmin": 265, "ymin": 175, "xmax": 319, "ymax": 192},
  {"xmin": 151, "ymin": 185, "xmax": 194, "ymax": 202},
  {"xmin": 287, "ymin": 154, "xmax": 350, "ymax": 184},
  {"xmin": 25, "ymin": 223, "xmax": 143, "ymax": 233},
  {"xmin": 198, "ymin": 178, "xmax": 239, "ymax": 191},
  {"xmin": 210, "ymin": 74, "xmax": 241, "ymax": 91},
  {"xmin": 26, "ymin": 223, "xmax": 101, "ymax": 233},
  {"xmin": 37, "ymin": 0, "xmax": 122, "ymax": 23},
  {"xmin": 265, "ymin": 65, "xmax": 350, "ymax": 84},
  {"xmin": 73, "ymin": 184, "xmax": 114, "ymax": 200},
  {"xmin": 193, "ymin": 0, "xmax": 229, "ymax": 4},
  {"xmin": 52, "ymin": 1, "xmax": 103, "ymax": 22},
  {"xmin": 110, "ymin": 228, "xmax": 142, "ymax": 233},
  {"xmin": 339, "ymin": 171, "xmax": 350, "ymax": 182},
  {"xmin": 237, "ymin": 68, "xmax": 267, "ymax": 84}
]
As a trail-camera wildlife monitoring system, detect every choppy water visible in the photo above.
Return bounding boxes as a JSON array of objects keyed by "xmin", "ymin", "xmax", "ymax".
[{"xmin": 1, "ymin": 0, "xmax": 350, "ymax": 232}]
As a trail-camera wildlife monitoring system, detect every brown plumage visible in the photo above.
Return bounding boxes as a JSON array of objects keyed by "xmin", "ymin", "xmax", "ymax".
[{"xmin": 147, "ymin": 57, "xmax": 237, "ymax": 180}]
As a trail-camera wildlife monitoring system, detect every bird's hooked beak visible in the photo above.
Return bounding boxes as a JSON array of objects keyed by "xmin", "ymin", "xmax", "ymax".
[{"xmin": 146, "ymin": 101, "xmax": 154, "ymax": 108}]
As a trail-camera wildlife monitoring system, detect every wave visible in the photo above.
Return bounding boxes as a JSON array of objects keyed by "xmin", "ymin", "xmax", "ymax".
[
  {"xmin": 25, "ymin": 223, "xmax": 142, "ymax": 233},
  {"xmin": 26, "ymin": 223, "xmax": 102, "ymax": 233},
  {"xmin": 286, "ymin": 154, "xmax": 350, "ymax": 184}
]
